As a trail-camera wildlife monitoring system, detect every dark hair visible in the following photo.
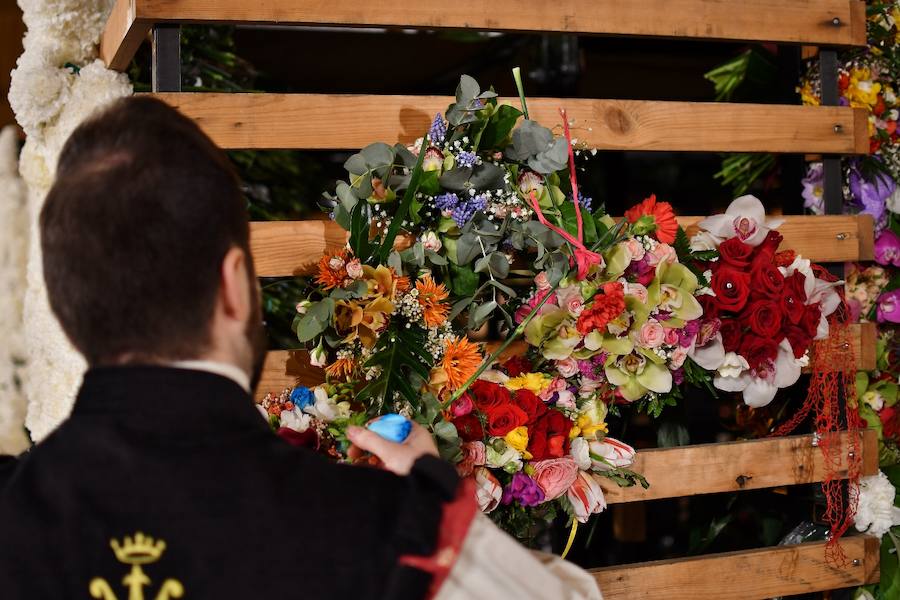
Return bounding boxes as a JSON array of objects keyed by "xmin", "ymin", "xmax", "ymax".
[{"xmin": 40, "ymin": 96, "xmax": 252, "ymax": 366}]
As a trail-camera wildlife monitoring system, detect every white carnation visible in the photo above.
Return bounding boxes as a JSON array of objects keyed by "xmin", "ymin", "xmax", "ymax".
[
  {"xmin": 855, "ymin": 471, "xmax": 900, "ymax": 538},
  {"xmin": 8, "ymin": 63, "xmax": 74, "ymax": 137}
]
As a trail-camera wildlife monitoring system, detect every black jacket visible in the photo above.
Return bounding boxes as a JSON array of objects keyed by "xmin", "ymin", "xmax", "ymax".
[{"xmin": 0, "ymin": 366, "xmax": 455, "ymax": 599}]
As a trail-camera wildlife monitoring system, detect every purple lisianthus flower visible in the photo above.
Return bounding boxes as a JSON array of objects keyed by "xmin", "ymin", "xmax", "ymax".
[
  {"xmin": 877, "ymin": 289, "xmax": 900, "ymax": 323},
  {"xmin": 874, "ymin": 229, "xmax": 900, "ymax": 267},
  {"xmin": 429, "ymin": 113, "xmax": 447, "ymax": 144},
  {"xmin": 456, "ymin": 151, "xmax": 477, "ymax": 168},
  {"xmin": 801, "ymin": 163, "xmax": 824, "ymax": 215},
  {"xmin": 501, "ymin": 472, "xmax": 545, "ymax": 507},
  {"xmin": 849, "ymin": 164, "xmax": 893, "ymax": 229}
]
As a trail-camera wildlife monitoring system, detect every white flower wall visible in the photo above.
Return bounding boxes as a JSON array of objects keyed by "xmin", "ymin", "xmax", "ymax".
[
  {"xmin": 0, "ymin": 127, "xmax": 29, "ymax": 455},
  {"xmin": 8, "ymin": 0, "xmax": 132, "ymax": 441}
]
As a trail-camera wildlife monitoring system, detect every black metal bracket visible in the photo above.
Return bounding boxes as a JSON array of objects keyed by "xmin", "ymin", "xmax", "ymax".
[
  {"xmin": 152, "ymin": 25, "xmax": 182, "ymax": 93},
  {"xmin": 819, "ymin": 49, "xmax": 845, "ymax": 281}
]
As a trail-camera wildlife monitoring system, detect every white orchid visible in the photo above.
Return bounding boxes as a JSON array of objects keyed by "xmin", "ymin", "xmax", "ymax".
[
  {"xmin": 713, "ymin": 340, "xmax": 805, "ymax": 408},
  {"xmin": 698, "ymin": 195, "xmax": 784, "ymax": 246}
]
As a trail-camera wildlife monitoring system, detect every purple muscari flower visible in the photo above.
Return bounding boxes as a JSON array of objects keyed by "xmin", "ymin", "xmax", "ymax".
[
  {"xmin": 877, "ymin": 289, "xmax": 900, "ymax": 323},
  {"xmin": 434, "ymin": 192, "xmax": 460, "ymax": 213},
  {"xmin": 568, "ymin": 194, "xmax": 592, "ymax": 211},
  {"xmin": 501, "ymin": 472, "xmax": 545, "ymax": 507},
  {"xmin": 801, "ymin": 163, "xmax": 824, "ymax": 215},
  {"xmin": 450, "ymin": 194, "xmax": 488, "ymax": 227},
  {"xmin": 849, "ymin": 164, "xmax": 893, "ymax": 229},
  {"xmin": 456, "ymin": 151, "xmax": 477, "ymax": 168},
  {"xmin": 874, "ymin": 230, "xmax": 900, "ymax": 267},
  {"xmin": 429, "ymin": 113, "xmax": 447, "ymax": 144}
]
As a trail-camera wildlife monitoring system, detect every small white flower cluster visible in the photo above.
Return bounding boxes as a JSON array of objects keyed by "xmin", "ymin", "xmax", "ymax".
[
  {"xmin": 484, "ymin": 188, "xmax": 532, "ymax": 222},
  {"xmin": 397, "ymin": 288, "xmax": 424, "ymax": 322},
  {"xmin": 425, "ymin": 323, "xmax": 454, "ymax": 361}
]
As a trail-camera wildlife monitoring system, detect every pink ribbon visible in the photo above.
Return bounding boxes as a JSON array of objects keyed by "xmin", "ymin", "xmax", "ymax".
[{"xmin": 526, "ymin": 108, "xmax": 603, "ymax": 280}]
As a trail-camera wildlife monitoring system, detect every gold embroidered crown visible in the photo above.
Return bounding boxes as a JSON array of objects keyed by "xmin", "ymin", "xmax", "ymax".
[{"xmin": 110, "ymin": 532, "xmax": 166, "ymax": 565}]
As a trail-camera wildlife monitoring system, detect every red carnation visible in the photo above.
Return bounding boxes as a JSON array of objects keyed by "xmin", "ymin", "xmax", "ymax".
[
  {"xmin": 576, "ymin": 282, "xmax": 626, "ymax": 335},
  {"xmin": 711, "ymin": 266, "xmax": 751, "ymax": 312}
]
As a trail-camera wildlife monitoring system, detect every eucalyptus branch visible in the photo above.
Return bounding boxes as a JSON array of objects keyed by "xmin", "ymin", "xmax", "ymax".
[{"xmin": 441, "ymin": 220, "xmax": 627, "ymax": 408}]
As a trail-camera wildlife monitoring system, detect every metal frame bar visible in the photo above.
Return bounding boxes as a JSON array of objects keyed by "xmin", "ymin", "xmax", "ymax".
[{"xmin": 152, "ymin": 24, "xmax": 182, "ymax": 92}]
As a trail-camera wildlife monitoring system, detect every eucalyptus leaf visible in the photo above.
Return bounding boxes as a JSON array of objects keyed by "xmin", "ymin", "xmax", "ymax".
[
  {"xmin": 470, "ymin": 300, "xmax": 498, "ymax": 329},
  {"xmin": 425, "ymin": 250, "xmax": 447, "ymax": 265},
  {"xmin": 455, "ymin": 232, "xmax": 483, "ymax": 265},
  {"xmin": 474, "ymin": 252, "xmax": 510, "ymax": 279},
  {"xmin": 295, "ymin": 298, "xmax": 335, "ymax": 342},
  {"xmin": 528, "ymin": 136, "xmax": 569, "ymax": 174}
]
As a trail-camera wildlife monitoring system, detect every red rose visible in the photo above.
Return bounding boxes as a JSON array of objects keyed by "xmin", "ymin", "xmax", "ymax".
[
  {"xmin": 750, "ymin": 261, "xmax": 785, "ymax": 299},
  {"xmin": 781, "ymin": 272, "xmax": 808, "ymax": 324},
  {"xmin": 784, "ymin": 325, "xmax": 812, "ymax": 359},
  {"xmin": 881, "ymin": 406, "xmax": 900, "ymax": 440},
  {"xmin": 453, "ymin": 413, "xmax": 485, "ymax": 442},
  {"xmin": 801, "ymin": 303, "xmax": 822, "ymax": 338},
  {"xmin": 503, "ymin": 356, "xmax": 533, "ymax": 377},
  {"xmin": 718, "ymin": 237, "xmax": 755, "ymax": 269},
  {"xmin": 719, "ymin": 319, "xmax": 743, "ymax": 352},
  {"xmin": 739, "ymin": 335, "xmax": 779, "ymax": 371},
  {"xmin": 743, "ymin": 299, "xmax": 785, "ymax": 340},
  {"xmin": 513, "ymin": 389, "xmax": 548, "ymax": 425},
  {"xmin": 755, "ymin": 230, "xmax": 783, "ymax": 263},
  {"xmin": 485, "ymin": 403, "xmax": 528, "ymax": 437},
  {"xmin": 528, "ymin": 411, "xmax": 572, "ymax": 461},
  {"xmin": 711, "ymin": 267, "xmax": 751, "ymax": 312},
  {"xmin": 698, "ymin": 295, "xmax": 720, "ymax": 320},
  {"xmin": 277, "ymin": 427, "xmax": 319, "ymax": 450},
  {"xmin": 469, "ymin": 380, "xmax": 512, "ymax": 413}
]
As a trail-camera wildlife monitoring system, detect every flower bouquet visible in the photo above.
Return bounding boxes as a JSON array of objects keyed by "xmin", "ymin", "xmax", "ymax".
[{"xmin": 689, "ymin": 195, "xmax": 843, "ymax": 407}]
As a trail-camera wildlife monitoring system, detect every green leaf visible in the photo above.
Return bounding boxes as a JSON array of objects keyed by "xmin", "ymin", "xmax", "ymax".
[
  {"xmin": 295, "ymin": 298, "xmax": 335, "ymax": 342},
  {"xmin": 474, "ymin": 252, "xmax": 510, "ymax": 279},
  {"xmin": 356, "ymin": 324, "xmax": 432, "ymax": 406},
  {"xmin": 448, "ymin": 263, "xmax": 480, "ymax": 296},
  {"xmin": 377, "ymin": 138, "xmax": 427, "ymax": 263},
  {"xmin": 657, "ymin": 422, "xmax": 690, "ymax": 448},
  {"xmin": 455, "ymin": 232, "xmax": 483, "ymax": 265},
  {"xmin": 348, "ymin": 200, "xmax": 373, "ymax": 261},
  {"xmin": 469, "ymin": 300, "xmax": 498, "ymax": 329},
  {"xmin": 479, "ymin": 104, "xmax": 523, "ymax": 149},
  {"xmin": 329, "ymin": 280, "xmax": 368, "ymax": 300},
  {"xmin": 425, "ymin": 250, "xmax": 447, "ymax": 266}
]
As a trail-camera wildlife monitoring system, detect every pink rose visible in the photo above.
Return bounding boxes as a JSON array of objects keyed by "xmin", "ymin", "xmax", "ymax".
[
  {"xmin": 565, "ymin": 296, "xmax": 584, "ymax": 316},
  {"xmin": 346, "ymin": 258, "xmax": 363, "ymax": 279},
  {"xmin": 328, "ymin": 256, "xmax": 345, "ymax": 270},
  {"xmin": 589, "ymin": 438, "xmax": 636, "ymax": 471},
  {"xmin": 532, "ymin": 457, "xmax": 580, "ymax": 501},
  {"xmin": 622, "ymin": 238, "xmax": 645, "ymax": 262},
  {"xmin": 663, "ymin": 328, "xmax": 679, "ymax": 346},
  {"xmin": 623, "ymin": 282, "xmax": 648, "ymax": 304},
  {"xmin": 457, "ymin": 441, "xmax": 487, "ymax": 477},
  {"xmin": 637, "ymin": 321, "xmax": 665, "ymax": 348},
  {"xmin": 534, "ymin": 271, "xmax": 551, "ymax": 291},
  {"xmin": 451, "ymin": 394, "xmax": 474, "ymax": 417},
  {"xmin": 670, "ymin": 347, "xmax": 688, "ymax": 369},
  {"xmin": 473, "ymin": 467, "xmax": 503, "ymax": 513},
  {"xmin": 556, "ymin": 357, "xmax": 579, "ymax": 378},
  {"xmin": 421, "ymin": 231, "xmax": 442, "ymax": 252},
  {"xmin": 555, "ymin": 389, "xmax": 576, "ymax": 410},
  {"xmin": 579, "ymin": 378, "xmax": 602, "ymax": 395},
  {"xmin": 566, "ymin": 471, "xmax": 607, "ymax": 523},
  {"xmin": 647, "ymin": 243, "xmax": 677, "ymax": 266},
  {"xmin": 540, "ymin": 377, "xmax": 567, "ymax": 401}
]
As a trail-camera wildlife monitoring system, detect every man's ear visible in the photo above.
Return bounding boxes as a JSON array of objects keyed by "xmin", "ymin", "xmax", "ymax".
[{"xmin": 219, "ymin": 246, "xmax": 251, "ymax": 323}]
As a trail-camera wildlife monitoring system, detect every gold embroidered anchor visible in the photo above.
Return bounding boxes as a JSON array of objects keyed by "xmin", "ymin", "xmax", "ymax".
[{"xmin": 89, "ymin": 532, "xmax": 184, "ymax": 600}]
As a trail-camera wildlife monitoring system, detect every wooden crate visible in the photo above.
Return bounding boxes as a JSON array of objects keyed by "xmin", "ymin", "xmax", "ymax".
[{"xmin": 98, "ymin": 1, "xmax": 880, "ymax": 597}]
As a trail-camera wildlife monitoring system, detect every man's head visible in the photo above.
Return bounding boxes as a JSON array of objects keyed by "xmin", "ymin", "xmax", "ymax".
[{"xmin": 40, "ymin": 96, "xmax": 266, "ymax": 385}]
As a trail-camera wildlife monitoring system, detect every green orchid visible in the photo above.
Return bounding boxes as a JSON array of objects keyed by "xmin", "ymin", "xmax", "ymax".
[
  {"xmin": 647, "ymin": 262, "xmax": 703, "ymax": 327},
  {"xmin": 542, "ymin": 323, "xmax": 583, "ymax": 360},
  {"xmin": 604, "ymin": 352, "xmax": 673, "ymax": 401}
]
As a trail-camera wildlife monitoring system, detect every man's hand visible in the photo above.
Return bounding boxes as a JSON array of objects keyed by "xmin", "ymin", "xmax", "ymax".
[{"xmin": 346, "ymin": 422, "xmax": 438, "ymax": 475}]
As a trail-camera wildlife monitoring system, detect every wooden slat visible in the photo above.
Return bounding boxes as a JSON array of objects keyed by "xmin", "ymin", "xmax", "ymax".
[
  {"xmin": 152, "ymin": 92, "xmax": 869, "ymax": 154},
  {"xmin": 100, "ymin": 0, "xmax": 151, "ymax": 71},
  {"xmin": 100, "ymin": 0, "xmax": 866, "ymax": 71},
  {"xmin": 250, "ymin": 215, "xmax": 874, "ymax": 277},
  {"xmin": 594, "ymin": 536, "xmax": 879, "ymax": 599},
  {"xmin": 600, "ymin": 429, "xmax": 878, "ymax": 504}
]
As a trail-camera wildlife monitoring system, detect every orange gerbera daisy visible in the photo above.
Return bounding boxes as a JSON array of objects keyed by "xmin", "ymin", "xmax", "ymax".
[
  {"xmin": 325, "ymin": 357, "xmax": 356, "ymax": 380},
  {"xmin": 416, "ymin": 276, "xmax": 450, "ymax": 327},
  {"xmin": 623, "ymin": 194, "xmax": 678, "ymax": 244},
  {"xmin": 316, "ymin": 250, "xmax": 349, "ymax": 290},
  {"xmin": 441, "ymin": 336, "xmax": 483, "ymax": 390}
]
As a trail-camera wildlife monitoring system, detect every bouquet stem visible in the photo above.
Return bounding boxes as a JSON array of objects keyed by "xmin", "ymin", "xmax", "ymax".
[{"xmin": 512, "ymin": 67, "xmax": 530, "ymax": 120}]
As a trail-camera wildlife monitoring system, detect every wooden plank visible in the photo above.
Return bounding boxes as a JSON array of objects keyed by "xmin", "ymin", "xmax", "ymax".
[
  {"xmin": 99, "ymin": 0, "xmax": 866, "ymax": 71},
  {"xmin": 99, "ymin": 0, "xmax": 151, "ymax": 71},
  {"xmin": 594, "ymin": 536, "xmax": 879, "ymax": 599},
  {"xmin": 152, "ymin": 92, "xmax": 869, "ymax": 154},
  {"xmin": 599, "ymin": 429, "xmax": 878, "ymax": 504},
  {"xmin": 249, "ymin": 215, "xmax": 874, "ymax": 277},
  {"xmin": 858, "ymin": 321, "xmax": 877, "ymax": 372}
]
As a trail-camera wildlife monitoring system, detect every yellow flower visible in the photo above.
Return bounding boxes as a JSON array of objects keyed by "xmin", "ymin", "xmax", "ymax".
[
  {"xmin": 505, "ymin": 372, "xmax": 552, "ymax": 394},
  {"xmin": 570, "ymin": 414, "xmax": 609, "ymax": 440},
  {"xmin": 846, "ymin": 67, "xmax": 882, "ymax": 110},
  {"xmin": 505, "ymin": 426, "xmax": 532, "ymax": 459},
  {"xmin": 798, "ymin": 80, "xmax": 820, "ymax": 107}
]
